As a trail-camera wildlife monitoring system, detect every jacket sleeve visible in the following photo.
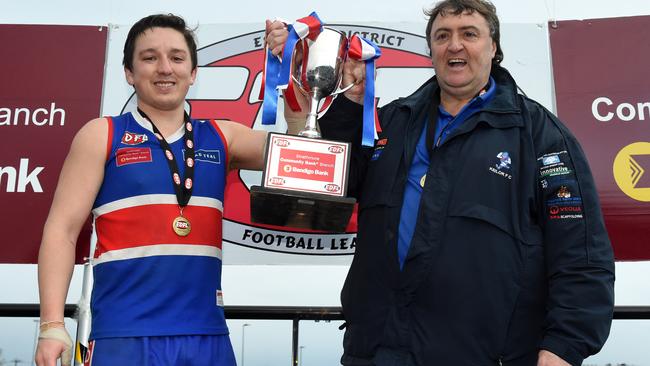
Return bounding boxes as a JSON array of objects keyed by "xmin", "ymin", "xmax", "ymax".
[
  {"xmin": 318, "ymin": 95, "xmax": 373, "ymax": 199},
  {"xmin": 531, "ymin": 102, "xmax": 615, "ymax": 366}
]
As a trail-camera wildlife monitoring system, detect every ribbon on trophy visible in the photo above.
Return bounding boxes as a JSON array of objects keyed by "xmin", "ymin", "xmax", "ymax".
[
  {"xmin": 258, "ymin": 38, "xmax": 283, "ymax": 125},
  {"xmin": 348, "ymin": 35, "xmax": 382, "ymax": 147},
  {"xmin": 259, "ymin": 12, "xmax": 323, "ymax": 124}
]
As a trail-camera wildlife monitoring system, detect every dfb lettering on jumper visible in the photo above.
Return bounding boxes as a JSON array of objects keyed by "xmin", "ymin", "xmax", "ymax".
[
  {"xmin": 0, "ymin": 158, "xmax": 44, "ymax": 192},
  {"xmin": 0, "ymin": 102, "xmax": 66, "ymax": 126}
]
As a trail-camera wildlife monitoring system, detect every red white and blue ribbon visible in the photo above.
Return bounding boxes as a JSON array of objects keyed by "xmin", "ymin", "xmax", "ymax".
[
  {"xmin": 259, "ymin": 12, "xmax": 323, "ymax": 125},
  {"xmin": 348, "ymin": 35, "xmax": 382, "ymax": 147},
  {"xmin": 278, "ymin": 12, "xmax": 323, "ymax": 89}
]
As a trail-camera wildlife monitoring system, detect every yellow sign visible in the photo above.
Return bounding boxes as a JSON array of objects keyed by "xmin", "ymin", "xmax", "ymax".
[{"xmin": 613, "ymin": 142, "xmax": 650, "ymax": 202}]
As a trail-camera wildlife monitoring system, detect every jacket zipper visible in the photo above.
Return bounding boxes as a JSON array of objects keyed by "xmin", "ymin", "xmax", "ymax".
[{"xmin": 436, "ymin": 123, "xmax": 450, "ymax": 147}]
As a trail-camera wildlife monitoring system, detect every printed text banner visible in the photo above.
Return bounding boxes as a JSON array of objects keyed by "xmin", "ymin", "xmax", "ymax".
[
  {"xmin": 550, "ymin": 16, "xmax": 650, "ymax": 260},
  {"xmin": 0, "ymin": 25, "xmax": 107, "ymax": 263}
]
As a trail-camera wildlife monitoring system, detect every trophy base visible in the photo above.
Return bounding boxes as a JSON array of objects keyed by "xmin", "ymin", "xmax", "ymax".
[{"xmin": 250, "ymin": 186, "xmax": 356, "ymax": 232}]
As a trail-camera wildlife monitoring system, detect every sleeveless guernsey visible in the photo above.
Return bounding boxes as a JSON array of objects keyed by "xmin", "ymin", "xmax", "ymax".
[{"xmin": 90, "ymin": 111, "xmax": 229, "ymax": 339}]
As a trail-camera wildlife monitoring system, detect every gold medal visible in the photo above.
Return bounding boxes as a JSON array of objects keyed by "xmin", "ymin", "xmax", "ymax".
[
  {"xmin": 420, "ymin": 174, "xmax": 426, "ymax": 188},
  {"xmin": 172, "ymin": 216, "xmax": 191, "ymax": 236}
]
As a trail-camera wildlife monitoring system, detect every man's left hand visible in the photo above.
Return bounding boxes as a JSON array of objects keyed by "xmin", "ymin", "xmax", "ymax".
[{"xmin": 537, "ymin": 350, "xmax": 571, "ymax": 366}]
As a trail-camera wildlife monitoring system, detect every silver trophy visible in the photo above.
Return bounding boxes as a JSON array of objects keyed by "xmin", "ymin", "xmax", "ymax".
[
  {"xmin": 292, "ymin": 28, "xmax": 350, "ymax": 138},
  {"xmin": 251, "ymin": 27, "xmax": 356, "ymax": 232}
]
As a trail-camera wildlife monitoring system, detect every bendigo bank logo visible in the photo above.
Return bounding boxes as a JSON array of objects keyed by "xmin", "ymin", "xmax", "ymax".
[
  {"xmin": 121, "ymin": 24, "xmax": 433, "ymax": 255},
  {"xmin": 613, "ymin": 142, "xmax": 650, "ymax": 202}
]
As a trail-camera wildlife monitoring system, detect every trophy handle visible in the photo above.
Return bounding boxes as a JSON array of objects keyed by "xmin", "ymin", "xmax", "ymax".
[{"xmin": 333, "ymin": 82, "xmax": 355, "ymax": 95}]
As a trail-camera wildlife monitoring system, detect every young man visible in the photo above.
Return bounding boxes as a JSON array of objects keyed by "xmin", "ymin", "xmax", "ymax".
[
  {"xmin": 35, "ymin": 14, "xmax": 266, "ymax": 366},
  {"xmin": 268, "ymin": 1, "xmax": 615, "ymax": 365}
]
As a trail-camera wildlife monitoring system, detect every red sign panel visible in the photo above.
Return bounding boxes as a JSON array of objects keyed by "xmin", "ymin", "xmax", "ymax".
[
  {"xmin": 550, "ymin": 16, "xmax": 650, "ymax": 260},
  {"xmin": 263, "ymin": 133, "xmax": 349, "ymax": 196},
  {"xmin": 277, "ymin": 149, "xmax": 336, "ymax": 183},
  {"xmin": 0, "ymin": 25, "xmax": 107, "ymax": 263}
]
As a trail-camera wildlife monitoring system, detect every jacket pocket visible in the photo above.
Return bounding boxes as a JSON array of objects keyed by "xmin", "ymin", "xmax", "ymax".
[
  {"xmin": 447, "ymin": 201, "xmax": 546, "ymax": 361},
  {"xmin": 448, "ymin": 201, "xmax": 542, "ymax": 246},
  {"xmin": 358, "ymin": 185, "xmax": 402, "ymax": 212}
]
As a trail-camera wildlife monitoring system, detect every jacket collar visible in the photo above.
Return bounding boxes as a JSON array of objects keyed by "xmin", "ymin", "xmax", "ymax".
[{"xmin": 394, "ymin": 65, "xmax": 523, "ymax": 129}]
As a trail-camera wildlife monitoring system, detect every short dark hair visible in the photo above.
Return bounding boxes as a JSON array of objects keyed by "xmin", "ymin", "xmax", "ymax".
[
  {"xmin": 425, "ymin": 0, "xmax": 503, "ymax": 65},
  {"xmin": 123, "ymin": 14, "xmax": 198, "ymax": 72}
]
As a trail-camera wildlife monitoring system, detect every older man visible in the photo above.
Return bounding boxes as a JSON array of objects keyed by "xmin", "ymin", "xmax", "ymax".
[{"xmin": 268, "ymin": 1, "xmax": 614, "ymax": 365}]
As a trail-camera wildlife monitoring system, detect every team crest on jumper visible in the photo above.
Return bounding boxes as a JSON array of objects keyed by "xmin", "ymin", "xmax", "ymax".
[
  {"xmin": 120, "ymin": 24, "xmax": 433, "ymax": 257},
  {"xmin": 121, "ymin": 131, "xmax": 149, "ymax": 145}
]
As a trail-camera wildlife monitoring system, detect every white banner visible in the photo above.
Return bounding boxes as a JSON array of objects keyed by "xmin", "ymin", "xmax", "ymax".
[{"xmin": 101, "ymin": 21, "xmax": 552, "ymax": 264}]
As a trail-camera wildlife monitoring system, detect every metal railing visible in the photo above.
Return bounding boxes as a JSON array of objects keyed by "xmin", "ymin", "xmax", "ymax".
[{"xmin": 2, "ymin": 304, "xmax": 649, "ymax": 365}]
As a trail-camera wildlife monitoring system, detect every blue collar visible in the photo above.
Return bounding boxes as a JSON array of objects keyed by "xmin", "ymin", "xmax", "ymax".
[{"xmin": 434, "ymin": 76, "xmax": 497, "ymax": 146}]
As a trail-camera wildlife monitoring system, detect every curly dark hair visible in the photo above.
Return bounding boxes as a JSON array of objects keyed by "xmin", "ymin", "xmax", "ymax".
[{"xmin": 425, "ymin": 0, "xmax": 503, "ymax": 65}]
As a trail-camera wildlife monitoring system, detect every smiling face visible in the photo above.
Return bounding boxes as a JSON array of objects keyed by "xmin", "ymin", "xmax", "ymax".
[
  {"xmin": 429, "ymin": 9, "xmax": 496, "ymax": 104},
  {"xmin": 125, "ymin": 27, "xmax": 197, "ymax": 114}
]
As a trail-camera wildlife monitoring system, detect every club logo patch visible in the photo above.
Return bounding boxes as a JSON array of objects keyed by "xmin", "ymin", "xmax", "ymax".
[
  {"xmin": 489, "ymin": 151, "xmax": 513, "ymax": 179},
  {"xmin": 496, "ymin": 151, "xmax": 511, "ymax": 169},
  {"xmin": 121, "ymin": 131, "xmax": 149, "ymax": 145}
]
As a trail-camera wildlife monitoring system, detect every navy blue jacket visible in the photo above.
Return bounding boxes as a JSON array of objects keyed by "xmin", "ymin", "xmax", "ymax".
[{"xmin": 319, "ymin": 66, "xmax": 615, "ymax": 366}]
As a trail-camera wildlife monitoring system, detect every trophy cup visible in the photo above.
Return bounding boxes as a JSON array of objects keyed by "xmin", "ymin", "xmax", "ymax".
[{"xmin": 250, "ymin": 28, "xmax": 356, "ymax": 232}]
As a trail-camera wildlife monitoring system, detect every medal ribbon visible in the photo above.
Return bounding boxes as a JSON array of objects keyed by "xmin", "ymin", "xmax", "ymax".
[
  {"xmin": 137, "ymin": 108, "xmax": 195, "ymax": 209},
  {"xmin": 348, "ymin": 35, "xmax": 382, "ymax": 147}
]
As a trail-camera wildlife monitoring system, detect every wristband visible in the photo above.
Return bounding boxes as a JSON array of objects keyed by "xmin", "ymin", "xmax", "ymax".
[{"xmin": 39, "ymin": 320, "xmax": 65, "ymax": 331}]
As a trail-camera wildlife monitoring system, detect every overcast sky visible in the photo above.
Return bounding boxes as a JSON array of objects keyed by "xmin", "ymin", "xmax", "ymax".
[{"xmin": 1, "ymin": 0, "xmax": 649, "ymax": 25}]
